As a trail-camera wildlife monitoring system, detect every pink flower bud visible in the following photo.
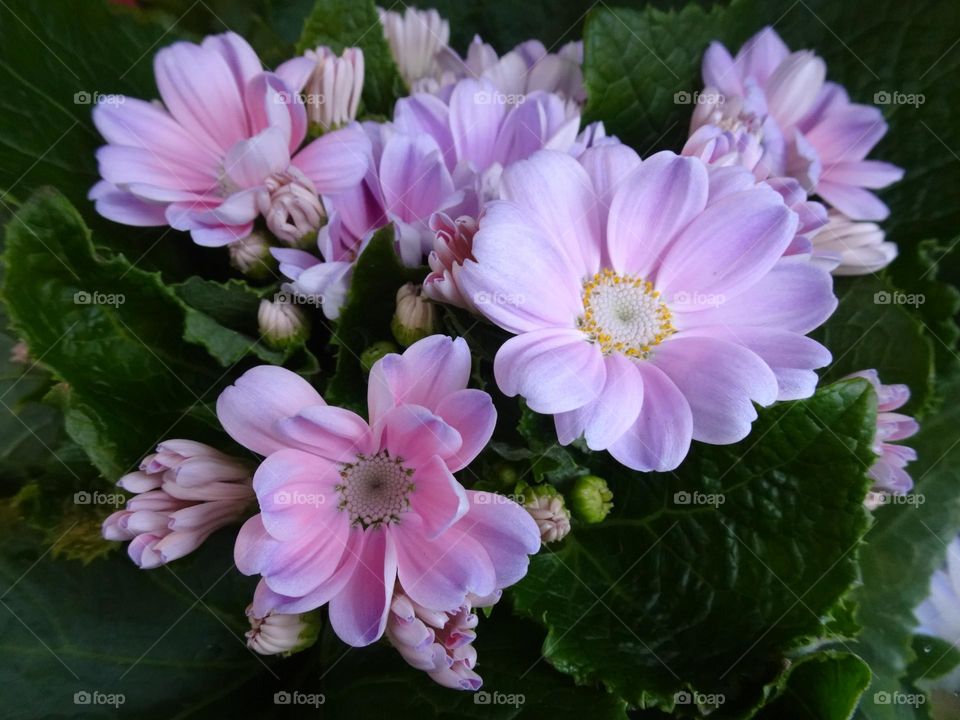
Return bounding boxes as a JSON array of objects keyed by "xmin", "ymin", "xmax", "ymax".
[
  {"xmin": 423, "ymin": 213, "xmax": 479, "ymax": 311},
  {"xmin": 245, "ymin": 605, "xmax": 320, "ymax": 655},
  {"xmin": 303, "ymin": 47, "xmax": 364, "ymax": 130},
  {"xmin": 258, "ymin": 168, "xmax": 325, "ymax": 246}
]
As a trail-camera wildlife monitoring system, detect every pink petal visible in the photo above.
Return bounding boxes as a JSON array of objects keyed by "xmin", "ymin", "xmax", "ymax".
[
  {"xmin": 735, "ymin": 27, "xmax": 790, "ymax": 87},
  {"xmin": 652, "ymin": 335, "xmax": 778, "ymax": 444},
  {"xmin": 378, "ymin": 133, "xmax": 455, "ymax": 223},
  {"xmin": 555, "ymin": 353, "xmax": 644, "ymax": 450},
  {"xmin": 463, "ymin": 490, "xmax": 541, "ymax": 588},
  {"xmin": 222, "ymin": 126, "xmax": 290, "ymax": 189},
  {"xmin": 577, "ymin": 144, "xmax": 642, "ymax": 238},
  {"xmin": 292, "ymin": 123, "xmax": 373, "ymax": 195},
  {"xmin": 449, "ymin": 79, "xmax": 506, "ymax": 172},
  {"xmin": 608, "ymin": 362, "xmax": 693, "ymax": 472},
  {"xmin": 433, "ymin": 389, "xmax": 496, "ymax": 471},
  {"xmin": 243, "ymin": 73, "xmax": 306, "ymax": 156},
  {"xmin": 277, "ymin": 405, "xmax": 374, "ymax": 462},
  {"xmin": 88, "ymin": 181, "xmax": 168, "ymax": 226},
  {"xmin": 377, "ymin": 404, "xmax": 463, "ymax": 468},
  {"xmin": 606, "ymin": 152, "xmax": 709, "ymax": 278},
  {"xmin": 393, "ymin": 93, "xmax": 455, "ymax": 170},
  {"xmin": 409, "ymin": 455, "xmax": 469, "ymax": 539},
  {"xmin": 500, "ymin": 150, "xmax": 601, "ymax": 275},
  {"xmin": 216, "ymin": 365, "xmax": 325, "ymax": 456},
  {"xmin": 656, "ymin": 186, "xmax": 796, "ymax": 302},
  {"xmin": 702, "ymin": 42, "xmax": 742, "ymax": 97},
  {"xmin": 815, "ymin": 180, "xmax": 890, "ymax": 221},
  {"xmin": 328, "ymin": 529, "xmax": 396, "ymax": 646},
  {"xmin": 202, "ymin": 32, "xmax": 263, "ymax": 88},
  {"xmin": 493, "ymin": 328, "xmax": 606, "ymax": 414}
]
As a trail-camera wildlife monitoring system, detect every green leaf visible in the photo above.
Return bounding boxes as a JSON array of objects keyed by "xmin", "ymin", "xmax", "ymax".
[
  {"xmin": 907, "ymin": 636, "xmax": 960, "ymax": 683},
  {"xmin": 814, "ymin": 275, "xmax": 935, "ymax": 416},
  {"xmin": 511, "ymin": 380, "xmax": 876, "ymax": 713},
  {"xmin": 754, "ymin": 652, "xmax": 871, "ymax": 720},
  {"xmin": 850, "ymin": 374, "xmax": 960, "ymax": 720},
  {"xmin": 1, "ymin": 190, "xmax": 227, "ymax": 480},
  {"xmin": 296, "ymin": 0, "xmax": 405, "ymax": 115},
  {"xmin": 323, "ymin": 228, "xmax": 424, "ymax": 412}
]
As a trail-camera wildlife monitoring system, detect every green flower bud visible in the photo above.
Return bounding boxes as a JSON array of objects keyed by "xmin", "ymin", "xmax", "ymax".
[{"xmin": 570, "ymin": 475, "xmax": 613, "ymax": 524}]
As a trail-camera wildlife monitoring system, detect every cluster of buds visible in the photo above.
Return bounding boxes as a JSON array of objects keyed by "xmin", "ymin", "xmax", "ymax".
[
  {"xmin": 245, "ymin": 605, "xmax": 320, "ymax": 656},
  {"xmin": 385, "ymin": 587, "xmax": 499, "ymax": 690},
  {"xmin": 102, "ymin": 440, "xmax": 254, "ymax": 568}
]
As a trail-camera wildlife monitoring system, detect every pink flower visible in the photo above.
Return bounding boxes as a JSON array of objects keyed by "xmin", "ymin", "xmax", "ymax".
[
  {"xmin": 845, "ymin": 370, "xmax": 919, "ymax": 507},
  {"xmin": 276, "ymin": 79, "xmax": 582, "ymax": 318},
  {"xmin": 385, "ymin": 589, "xmax": 496, "ymax": 690},
  {"xmin": 89, "ymin": 32, "xmax": 371, "ymax": 246},
  {"xmin": 102, "ymin": 440, "xmax": 254, "ymax": 568},
  {"xmin": 422, "ymin": 213, "xmax": 479, "ymax": 311},
  {"xmin": 222, "ymin": 335, "xmax": 540, "ymax": 646},
  {"xmin": 457, "ymin": 147, "xmax": 837, "ymax": 471},
  {"xmin": 698, "ymin": 26, "xmax": 903, "ymax": 220}
]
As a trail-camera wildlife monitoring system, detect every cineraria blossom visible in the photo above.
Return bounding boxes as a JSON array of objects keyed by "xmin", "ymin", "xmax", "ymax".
[
  {"xmin": 225, "ymin": 335, "xmax": 540, "ymax": 646},
  {"xmin": 90, "ymin": 32, "xmax": 370, "ymax": 246},
  {"xmin": 102, "ymin": 440, "xmax": 254, "ymax": 568},
  {"xmin": 430, "ymin": 36, "xmax": 586, "ymax": 112},
  {"xmin": 456, "ymin": 147, "xmax": 837, "ymax": 471},
  {"xmin": 275, "ymin": 78, "xmax": 581, "ymax": 318},
  {"xmin": 386, "ymin": 588, "xmax": 497, "ymax": 690},
  {"xmin": 845, "ymin": 369, "xmax": 919, "ymax": 508},
  {"xmin": 379, "ymin": 6, "xmax": 450, "ymax": 89},
  {"xmin": 915, "ymin": 537, "xmax": 960, "ymax": 694},
  {"xmin": 693, "ymin": 26, "xmax": 903, "ymax": 219},
  {"xmin": 811, "ymin": 210, "xmax": 898, "ymax": 275}
]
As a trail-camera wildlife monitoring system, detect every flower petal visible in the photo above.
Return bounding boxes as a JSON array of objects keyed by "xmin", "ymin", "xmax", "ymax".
[{"xmin": 328, "ymin": 529, "xmax": 396, "ymax": 646}]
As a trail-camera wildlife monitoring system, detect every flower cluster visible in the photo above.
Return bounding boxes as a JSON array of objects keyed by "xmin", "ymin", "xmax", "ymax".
[{"xmin": 93, "ymin": 6, "xmax": 918, "ymax": 694}]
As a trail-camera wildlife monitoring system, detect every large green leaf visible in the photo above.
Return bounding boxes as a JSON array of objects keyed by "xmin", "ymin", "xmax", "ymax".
[
  {"xmin": 755, "ymin": 651, "xmax": 871, "ymax": 720},
  {"xmin": 511, "ymin": 380, "xmax": 877, "ymax": 715},
  {"xmin": 1, "ymin": 190, "xmax": 229, "ymax": 480}
]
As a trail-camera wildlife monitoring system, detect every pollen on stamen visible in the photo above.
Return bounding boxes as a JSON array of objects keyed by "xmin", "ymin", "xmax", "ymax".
[{"xmin": 577, "ymin": 269, "xmax": 675, "ymax": 359}]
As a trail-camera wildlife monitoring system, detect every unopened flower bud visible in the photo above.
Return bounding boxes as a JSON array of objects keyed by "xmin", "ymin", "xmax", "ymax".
[
  {"xmin": 812, "ymin": 210, "xmax": 897, "ymax": 275},
  {"xmin": 228, "ymin": 231, "xmax": 275, "ymax": 279},
  {"xmin": 391, "ymin": 283, "xmax": 436, "ymax": 347},
  {"xmin": 303, "ymin": 46, "xmax": 364, "ymax": 132},
  {"xmin": 258, "ymin": 299, "xmax": 309, "ymax": 350},
  {"xmin": 361, "ymin": 340, "xmax": 398, "ymax": 373},
  {"xmin": 9, "ymin": 340, "xmax": 30, "ymax": 365},
  {"xmin": 378, "ymin": 6, "xmax": 450, "ymax": 88},
  {"xmin": 570, "ymin": 475, "xmax": 613, "ymax": 524},
  {"xmin": 522, "ymin": 485, "xmax": 570, "ymax": 543},
  {"xmin": 245, "ymin": 605, "xmax": 320, "ymax": 656},
  {"xmin": 258, "ymin": 168, "xmax": 326, "ymax": 247}
]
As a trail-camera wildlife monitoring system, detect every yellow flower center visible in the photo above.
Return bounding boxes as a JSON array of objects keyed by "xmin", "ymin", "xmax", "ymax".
[{"xmin": 578, "ymin": 269, "xmax": 675, "ymax": 359}]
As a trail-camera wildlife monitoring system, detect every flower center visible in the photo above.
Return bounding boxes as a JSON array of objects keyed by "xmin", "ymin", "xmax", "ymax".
[
  {"xmin": 336, "ymin": 450, "xmax": 415, "ymax": 528},
  {"xmin": 578, "ymin": 269, "xmax": 675, "ymax": 358}
]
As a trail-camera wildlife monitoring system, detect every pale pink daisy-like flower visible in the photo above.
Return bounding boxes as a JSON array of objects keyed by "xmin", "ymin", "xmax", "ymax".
[
  {"xmin": 102, "ymin": 440, "xmax": 254, "ymax": 568},
  {"xmin": 90, "ymin": 32, "xmax": 371, "ymax": 246},
  {"xmin": 811, "ymin": 210, "xmax": 897, "ymax": 275},
  {"xmin": 386, "ymin": 588, "xmax": 499, "ymax": 690},
  {"xmin": 274, "ymin": 78, "xmax": 581, "ymax": 318},
  {"xmin": 845, "ymin": 370, "xmax": 919, "ymax": 508},
  {"xmin": 224, "ymin": 335, "xmax": 540, "ymax": 646},
  {"xmin": 457, "ymin": 147, "xmax": 837, "ymax": 471},
  {"xmin": 697, "ymin": 26, "xmax": 903, "ymax": 220}
]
